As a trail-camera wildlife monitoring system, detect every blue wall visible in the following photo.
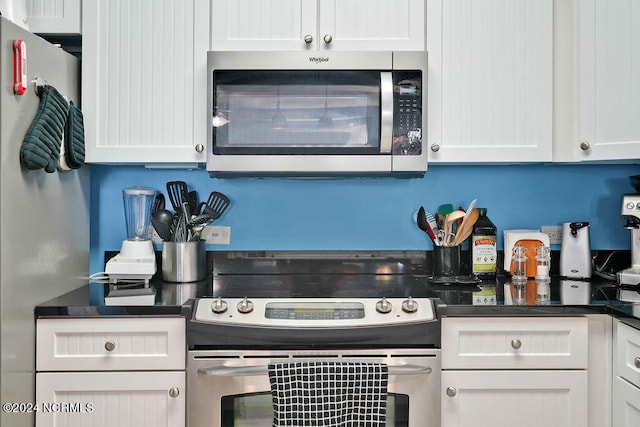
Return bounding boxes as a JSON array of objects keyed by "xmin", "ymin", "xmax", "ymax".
[{"xmin": 90, "ymin": 163, "xmax": 639, "ymax": 274}]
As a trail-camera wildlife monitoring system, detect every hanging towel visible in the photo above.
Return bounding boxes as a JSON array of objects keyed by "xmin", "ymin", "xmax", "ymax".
[
  {"xmin": 20, "ymin": 85, "xmax": 69, "ymax": 173},
  {"xmin": 268, "ymin": 361, "xmax": 388, "ymax": 427}
]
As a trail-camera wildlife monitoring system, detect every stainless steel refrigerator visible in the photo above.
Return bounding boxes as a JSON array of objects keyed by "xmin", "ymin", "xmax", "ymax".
[{"xmin": 0, "ymin": 17, "xmax": 88, "ymax": 427}]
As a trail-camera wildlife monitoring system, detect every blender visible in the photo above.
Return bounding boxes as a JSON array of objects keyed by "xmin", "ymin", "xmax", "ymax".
[
  {"xmin": 617, "ymin": 175, "xmax": 640, "ymax": 302},
  {"xmin": 105, "ymin": 187, "xmax": 158, "ymax": 305}
]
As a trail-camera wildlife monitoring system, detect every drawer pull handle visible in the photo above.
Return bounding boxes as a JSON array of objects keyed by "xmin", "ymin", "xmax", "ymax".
[
  {"xmin": 511, "ymin": 339, "xmax": 522, "ymax": 350},
  {"xmin": 634, "ymin": 357, "xmax": 640, "ymax": 369},
  {"xmin": 168, "ymin": 387, "xmax": 180, "ymax": 398},
  {"xmin": 104, "ymin": 341, "xmax": 116, "ymax": 352},
  {"xmin": 446, "ymin": 387, "xmax": 457, "ymax": 397}
]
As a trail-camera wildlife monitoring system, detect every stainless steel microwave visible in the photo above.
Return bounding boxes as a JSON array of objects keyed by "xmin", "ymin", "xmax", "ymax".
[{"xmin": 206, "ymin": 51, "xmax": 427, "ymax": 177}]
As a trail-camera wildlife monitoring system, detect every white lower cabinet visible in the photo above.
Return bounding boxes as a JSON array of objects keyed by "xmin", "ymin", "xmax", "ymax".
[
  {"xmin": 35, "ymin": 371, "xmax": 185, "ymax": 427},
  {"xmin": 441, "ymin": 370, "xmax": 587, "ymax": 427},
  {"xmin": 35, "ymin": 317, "xmax": 186, "ymax": 427},
  {"xmin": 442, "ymin": 316, "xmax": 592, "ymax": 427},
  {"xmin": 613, "ymin": 320, "xmax": 640, "ymax": 426}
]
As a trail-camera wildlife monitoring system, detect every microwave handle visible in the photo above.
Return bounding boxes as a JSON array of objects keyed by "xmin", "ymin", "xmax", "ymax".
[
  {"xmin": 380, "ymin": 72, "xmax": 394, "ymax": 153},
  {"xmin": 197, "ymin": 364, "xmax": 431, "ymax": 377}
]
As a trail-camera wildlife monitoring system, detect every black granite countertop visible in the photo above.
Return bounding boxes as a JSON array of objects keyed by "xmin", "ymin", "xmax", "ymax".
[{"xmin": 34, "ymin": 274, "xmax": 640, "ymax": 329}]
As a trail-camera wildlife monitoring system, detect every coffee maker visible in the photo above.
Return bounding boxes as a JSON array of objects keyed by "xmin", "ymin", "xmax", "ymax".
[{"xmin": 617, "ymin": 176, "xmax": 640, "ymax": 302}]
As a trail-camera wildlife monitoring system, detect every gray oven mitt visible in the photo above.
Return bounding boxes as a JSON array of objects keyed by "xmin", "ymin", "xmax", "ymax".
[{"xmin": 20, "ymin": 85, "xmax": 69, "ymax": 173}]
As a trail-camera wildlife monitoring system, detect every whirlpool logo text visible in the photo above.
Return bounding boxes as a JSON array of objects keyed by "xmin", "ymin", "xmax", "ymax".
[{"xmin": 308, "ymin": 57, "xmax": 329, "ymax": 64}]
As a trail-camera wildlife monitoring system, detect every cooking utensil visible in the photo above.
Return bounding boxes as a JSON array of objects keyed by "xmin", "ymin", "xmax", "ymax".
[
  {"xmin": 172, "ymin": 205, "xmax": 189, "ymax": 242},
  {"xmin": 166, "ymin": 181, "xmax": 189, "ymax": 212},
  {"xmin": 417, "ymin": 207, "xmax": 437, "ymax": 244},
  {"xmin": 151, "ymin": 193, "xmax": 165, "ymax": 217},
  {"xmin": 463, "ymin": 199, "xmax": 477, "ymax": 219},
  {"xmin": 452, "ymin": 208, "xmax": 479, "ymax": 246},
  {"xmin": 200, "ymin": 191, "xmax": 230, "ymax": 220},
  {"xmin": 152, "ymin": 208, "xmax": 174, "ymax": 241},
  {"xmin": 187, "ymin": 214, "xmax": 215, "ymax": 241},
  {"xmin": 443, "ymin": 211, "xmax": 465, "ymax": 246},
  {"xmin": 187, "ymin": 190, "xmax": 199, "ymax": 217}
]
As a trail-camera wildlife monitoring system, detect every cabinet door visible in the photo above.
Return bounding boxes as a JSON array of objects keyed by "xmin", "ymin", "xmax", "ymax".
[
  {"xmin": 210, "ymin": 0, "xmax": 318, "ymax": 50},
  {"xmin": 427, "ymin": 0, "xmax": 553, "ymax": 163},
  {"xmin": 441, "ymin": 370, "xmax": 587, "ymax": 427},
  {"xmin": 613, "ymin": 377, "xmax": 640, "ymax": 427},
  {"xmin": 27, "ymin": 0, "xmax": 82, "ymax": 34},
  {"xmin": 83, "ymin": 0, "xmax": 209, "ymax": 164},
  {"xmin": 616, "ymin": 321, "xmax": 640, "ymax": 387},
  {"xmin": 318, "ymin": 0, "xmax": 425, "ymax": 51},
  {"xmin": 35, "ymin": 371, "xmax": 185, "ymax": 427},
  {"xmin": 576, "ymin": 0, "xmax": 640, "ymax": 161}
]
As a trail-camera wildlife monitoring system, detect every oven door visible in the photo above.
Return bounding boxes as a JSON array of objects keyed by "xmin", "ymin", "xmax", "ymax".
[{"xmin": 188, "ymin": 349, "xmax": 440, "ymax": 427}]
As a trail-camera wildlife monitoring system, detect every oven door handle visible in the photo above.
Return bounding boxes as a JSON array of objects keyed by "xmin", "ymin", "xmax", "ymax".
[{"xmin": 197, "ymin": 364, "xmax": 432, "ymax": 377}]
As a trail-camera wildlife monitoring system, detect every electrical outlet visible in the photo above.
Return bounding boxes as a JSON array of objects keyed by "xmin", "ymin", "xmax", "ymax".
[
  {"xmin": 541, "ymin": 225, "xmax": 563, "ymax": 245},
  {"xmin": 201, "ymin": 225, "xmax": 231, "ymax": 245}
]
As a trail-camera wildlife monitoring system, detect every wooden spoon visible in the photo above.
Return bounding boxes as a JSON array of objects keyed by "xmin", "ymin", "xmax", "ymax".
[
  {"xmin": 453, "ymin": 208, "xmax": 480, "ymax": 246},
  {"xmin": 444, "ymin": 211, "xmax": 466, "ymax": 245}
]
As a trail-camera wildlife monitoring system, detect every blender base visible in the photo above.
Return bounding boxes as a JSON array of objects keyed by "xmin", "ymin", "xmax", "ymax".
[
  {"xmin": 105, "ymin": 287, "xmax": 157, "ymax": 306},
  {"xmin": 617, "ymin": 267, "xmax": 640, "ymax": 302}
]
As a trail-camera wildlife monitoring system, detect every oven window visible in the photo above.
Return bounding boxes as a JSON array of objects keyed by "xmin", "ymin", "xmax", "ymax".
[
  {"xmin": 212, "ymin": 71, "xmax": 382, "ymax": 155},
  {"xmin": 221, "ymin": 392, "xmax": 408, "ymax": 426}
]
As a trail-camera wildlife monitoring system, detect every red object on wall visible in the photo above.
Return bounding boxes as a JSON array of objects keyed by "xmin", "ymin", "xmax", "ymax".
[{"xmin": 13, "ymin": 39, "xmax": 27, "ymax": 95}]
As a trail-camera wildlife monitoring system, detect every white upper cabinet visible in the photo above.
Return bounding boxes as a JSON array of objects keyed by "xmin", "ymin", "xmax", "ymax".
[
  {"xmin": 574, "ymin": 0, "xmax": 640, "ymax": 162},
  {"xmin": 83, "ymin": 0, "xmax": 209, "ymax": 164},
  {"xmin": 210, "ymin": 0, "xmax": 425, "ymax": 51},
  {"xmin": 427, "ymin": 0, "xmax": 553, "ymax": 163},
  {"xmin": 26, "ymin": 0, "xmax": 82, "ymax": 34}
]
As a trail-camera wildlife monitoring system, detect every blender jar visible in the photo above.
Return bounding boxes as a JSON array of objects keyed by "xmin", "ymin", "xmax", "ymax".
[{"xmin": 123, "ymin": 187, "xmax": 157, "ymax": 241}]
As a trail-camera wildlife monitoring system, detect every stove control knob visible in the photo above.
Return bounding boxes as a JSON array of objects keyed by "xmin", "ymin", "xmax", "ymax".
[
  {"xmin": 375, "ymin": 297, "xmax": 392, "ymax": 314},
  {"xmin": 211, "ymin": 297, "xmax": 228, "ymax": 314},
  {"xmin": 402, "ymin": 297, "xmax": 419, "ymax": 313},
  {"xmin": 237, "ymin": 297, "xmax": 254, "ymax": 314}
]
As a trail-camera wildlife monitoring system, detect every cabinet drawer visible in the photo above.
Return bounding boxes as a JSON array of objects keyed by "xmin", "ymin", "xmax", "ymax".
[
  {"xmin": 36, "ymin": 317, "xmax": 185, "ymax": 371},
  {"xmin": 616, "ymin": 321, "xmax": 640, "ymax": 387},
  {"xmin": 442, "ymin": 317, "xmax": 588, "ymax": 369}
]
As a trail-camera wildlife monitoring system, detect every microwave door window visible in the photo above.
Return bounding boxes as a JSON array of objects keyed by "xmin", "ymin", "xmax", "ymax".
[{"xmin": 213, "ymin": 71, "xmax": 381, "ymax": 155}]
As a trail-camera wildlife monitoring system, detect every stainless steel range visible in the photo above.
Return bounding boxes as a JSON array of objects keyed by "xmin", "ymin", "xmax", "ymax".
[{"xmin": 187, "ymin": 251, "xmax": 442, "ymax": 427}]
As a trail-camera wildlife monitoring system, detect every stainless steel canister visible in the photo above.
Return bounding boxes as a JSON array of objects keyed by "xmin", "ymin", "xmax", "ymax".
[{"xmin": 162, "ymin": 241, "xmax": 206, "ymax": 282}]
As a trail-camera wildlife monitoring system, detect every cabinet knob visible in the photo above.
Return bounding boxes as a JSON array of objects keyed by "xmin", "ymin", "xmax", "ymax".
[
  {"xmin": 430, "ymin": 143, "xmax": 440, "ymax": 152},
  {"xmin": 580, "ymin": 141, "xmax": 590, "ymax": 151},
  {"xmin": 323, "ymin": 34, "xmax": 333, "ymax": 44},
  {"xmin": 195, "ymin": 144, "xmax": 204, "ymax": 153},
  {"xmin": 168, "ymin": 387, "xmax": 180, "ymax": 398},
  {"xmin": 634, "ymin": 357, "xmax": 640, "ymax": 369},
  {"xmin": 446, "ymin": 387, "xmax": 457, "ymax": 397},
  {"xmin": 104, "ymin": 341, "xmax": 116, "ymax": 352},
  {"xmin": 511, "ymin": 339, "xmax": 522, "ymax": 350},
  {"xmin": 304, "ymin": 35, "xmax": 313, "ymax": 44}
]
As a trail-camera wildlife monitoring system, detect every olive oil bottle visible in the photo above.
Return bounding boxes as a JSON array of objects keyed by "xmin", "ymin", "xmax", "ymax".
[{"xmin": 471, "ymin": 208, "xmax": 497, "ymax": 277}]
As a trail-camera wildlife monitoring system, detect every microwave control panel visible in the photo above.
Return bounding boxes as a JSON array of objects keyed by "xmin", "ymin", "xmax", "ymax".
[{"xmin": 392, "ymin": 72, "xmax": 422, "ymax": 156}]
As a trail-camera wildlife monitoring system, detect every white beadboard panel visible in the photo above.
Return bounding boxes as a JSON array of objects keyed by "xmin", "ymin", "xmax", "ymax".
[
  {"xmin": 36, "ymin": 317, "xmax": 185, "ymax": 371},
  {"xmin": 442, "ymin": 317, "xmax": 588, "ymax": 369},
  {"xmin": 427, "ymin": 0, "xmax": 553, "ymax": 162},
  {"xmin": 83, "ymin": 0, "xmax": 208, "ymax": 163},
  {"xmin": 211, "ymin": 0, "xmax": 318, "ymax": 50},
  {"xmin": 442, "ymin": 370, "xmax": 588, "ymax": 427},
  {"xmin": 578, "ymin": 0, "xmax": 640, "ymax": 161},
  {"xmin": 36, "ymin": 371, "xmax": 185, "ymax": 427},
  {"xmin": 26, "ymin": 0, "xmax": 81, "ymax": 34},
  {"xmin": 320, "ymin": 0, "xmax": 425, "ymax": 50}
]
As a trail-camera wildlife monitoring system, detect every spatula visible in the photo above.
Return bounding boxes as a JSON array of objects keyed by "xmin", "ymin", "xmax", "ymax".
[
  {"xmin": 200, "ymin": 191, "xmax": 230, "ymax": 220},
  {"xmin": 166, "ymin": 181, "xmax": 189, "ymax": 212},
  {"xmin": 452, "ymin": 208, "xmax": 480, "ymax": 246}
]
